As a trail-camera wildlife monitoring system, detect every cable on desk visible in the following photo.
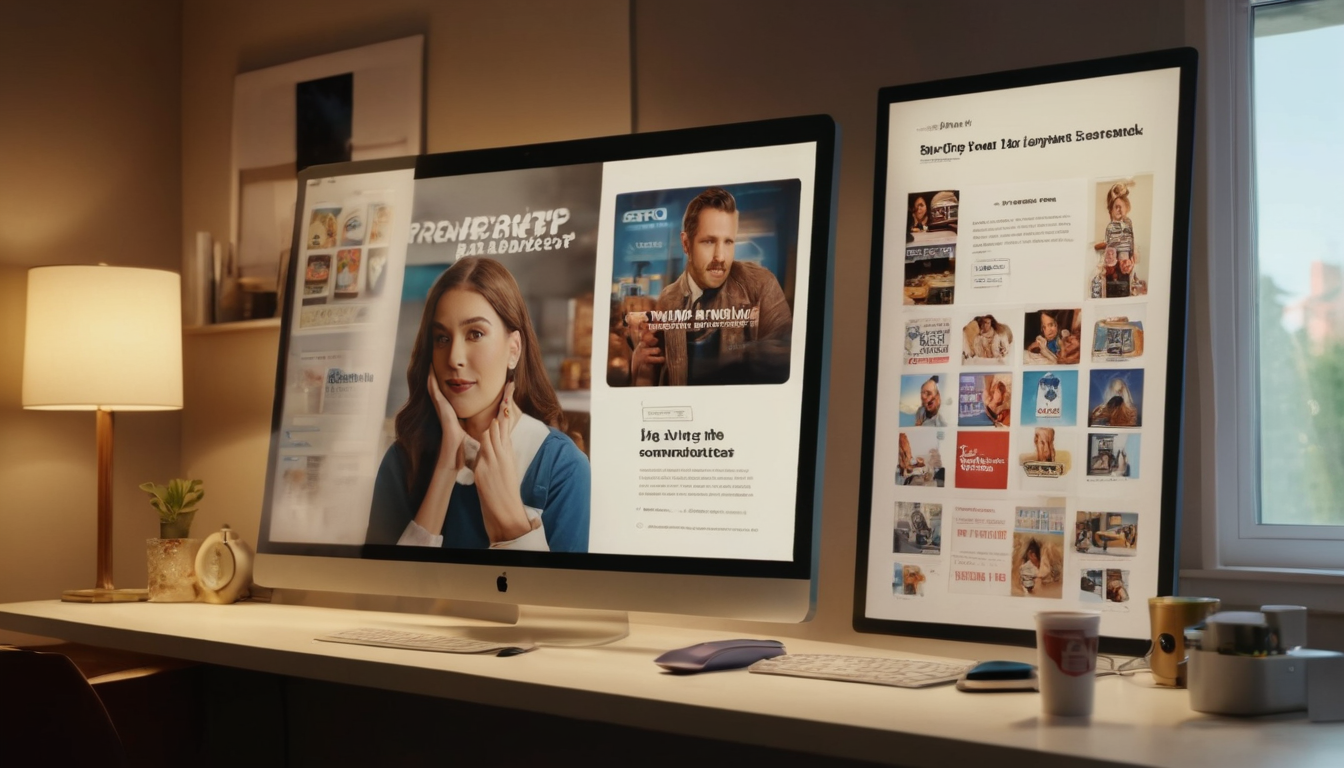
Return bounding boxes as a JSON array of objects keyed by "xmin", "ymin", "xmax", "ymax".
[{"xmin": 1095, "ymin": 646, "xmax": 1151, "ymax": 678}]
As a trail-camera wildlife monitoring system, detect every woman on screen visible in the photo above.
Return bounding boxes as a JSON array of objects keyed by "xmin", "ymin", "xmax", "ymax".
[
  {"xmin": 908, "ymin": 194, "xmax": 930, "ymax": 233},
  {"xmin": 1023, "ymin": 310, "xmax": 1081, "ymax": 365},
  {"xmin": 366, "ymin": 257, "xmax": 590, "ymax": 552}
]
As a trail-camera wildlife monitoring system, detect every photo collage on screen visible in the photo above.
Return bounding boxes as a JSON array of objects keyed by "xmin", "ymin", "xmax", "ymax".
[
  {"xmin": 887, "ymin": 175, "xmax": 1157, "ymax": 613},
  {"xmin": 301, "ymin": 196, "xmax": 396, "ymax": 326}
]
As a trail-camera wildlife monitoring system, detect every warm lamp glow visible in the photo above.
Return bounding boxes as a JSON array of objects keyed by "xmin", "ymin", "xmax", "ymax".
[
  {"xmin": 23, "ymin": 265, "xmax": 183, "ymax": 411},
  {"xmin": 21, "ymin": 264, "xmax": 184, "ymax": 603}
]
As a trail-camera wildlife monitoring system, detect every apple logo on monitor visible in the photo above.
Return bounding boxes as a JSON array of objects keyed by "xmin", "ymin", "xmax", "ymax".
[{"xmin": 497, "ymin": 573, "xmax": 508, "ymax": 593}]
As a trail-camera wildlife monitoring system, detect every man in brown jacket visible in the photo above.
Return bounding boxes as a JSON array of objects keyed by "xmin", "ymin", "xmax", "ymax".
[{"xmin": 631, "ymin": 187, "xmax": 793, "ymax": 386}]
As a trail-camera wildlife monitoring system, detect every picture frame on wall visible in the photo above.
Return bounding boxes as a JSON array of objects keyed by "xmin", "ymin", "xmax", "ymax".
[{"xmin": 220, "ymin": 35, "xmax": 424, "ymax": 324}]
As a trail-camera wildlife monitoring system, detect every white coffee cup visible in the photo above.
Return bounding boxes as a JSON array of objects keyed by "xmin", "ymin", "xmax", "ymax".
[{"xmin": 1035, "ymin": 611, "xmax": 1101, "ymax": 716}]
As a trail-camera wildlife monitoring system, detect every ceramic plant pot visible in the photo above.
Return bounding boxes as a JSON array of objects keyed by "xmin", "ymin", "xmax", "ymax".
[{"xmin": 158, "ymin": 511, "xmax": 196, "ymax": 539}]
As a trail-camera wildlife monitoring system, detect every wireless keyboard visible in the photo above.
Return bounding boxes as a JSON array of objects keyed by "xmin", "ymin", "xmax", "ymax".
[
  {"xmin": 317, "ymin": 627, "xmax": 534, "ymax": 655},
  {"xmin": 748, "ymin": 654, "xmax": 976, "ymax": 688}
]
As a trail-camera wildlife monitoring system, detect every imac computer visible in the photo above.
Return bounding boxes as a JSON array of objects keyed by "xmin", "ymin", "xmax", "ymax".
[
  {"xmin": 854, "ymin": 49, "xmax": 1197, "ymax": 654},
  {"xmin": 254, "ymin": 116, "xmax": 837, "ymax": 642}
]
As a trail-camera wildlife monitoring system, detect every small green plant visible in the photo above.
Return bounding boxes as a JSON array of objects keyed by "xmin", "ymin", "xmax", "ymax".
[{"xmin": 139, "ymin": 478, "xmax": 205, "ymax": 525}]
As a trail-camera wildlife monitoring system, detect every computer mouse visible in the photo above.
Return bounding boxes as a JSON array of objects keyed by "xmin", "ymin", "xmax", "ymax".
[
  {"xmin": 495, "ymin": 646, "xmax": 535, "ymax": 657},
  {"xmin": 955, "ymin": 660, "xmax": 1038, "ymax": 692},
  {"xmin": 654, "ymin": 639, "xmax": 786, "ymax": 673}
]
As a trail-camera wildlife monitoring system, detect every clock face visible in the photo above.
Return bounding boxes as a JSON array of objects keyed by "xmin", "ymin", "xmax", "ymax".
[{"xmin": 200, "ymin": 542, "xmax": 237, "ymax": 591}]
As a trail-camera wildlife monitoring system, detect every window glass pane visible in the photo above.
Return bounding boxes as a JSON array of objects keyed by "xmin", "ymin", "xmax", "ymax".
[{"xmin": 1254, "ymin": 0, "xmax": 1344, "ymax": 525}]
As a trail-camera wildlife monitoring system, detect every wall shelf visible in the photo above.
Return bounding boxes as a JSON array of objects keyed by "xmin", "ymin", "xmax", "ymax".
[{"xmin": 184, "ymin": 318, "xmax": 281, "ymax": 335}]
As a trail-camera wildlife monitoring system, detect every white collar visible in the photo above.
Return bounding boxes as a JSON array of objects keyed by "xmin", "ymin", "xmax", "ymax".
[
  {"xmin": 456, "ymin": 413, "xmax": 550, "ymax": 486},
  {"xmin": 686, "ymin": 273, "xmax": 705, "ymax": 305}
]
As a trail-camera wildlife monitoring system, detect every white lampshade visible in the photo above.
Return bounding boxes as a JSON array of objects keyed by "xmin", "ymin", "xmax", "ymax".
[{"xmin": 23, "ymin": 265, "xmax": 184, "ymax": 411}]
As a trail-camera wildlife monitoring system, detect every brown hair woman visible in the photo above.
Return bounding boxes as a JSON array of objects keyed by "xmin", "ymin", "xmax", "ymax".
[{"xmin": 366, "ymin": 258, "xmax": 590, "ymax": 551}]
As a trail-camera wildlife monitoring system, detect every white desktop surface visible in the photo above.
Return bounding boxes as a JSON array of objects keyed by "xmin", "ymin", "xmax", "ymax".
[{"xmin": 1, "ymin": 600, "xmax": 1340, "ymax": 768}]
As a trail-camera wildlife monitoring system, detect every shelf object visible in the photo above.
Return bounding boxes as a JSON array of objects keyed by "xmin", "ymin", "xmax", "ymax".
[{"xmin": 185, "ymin": 318, "xmax": 281, "ymax": 336}]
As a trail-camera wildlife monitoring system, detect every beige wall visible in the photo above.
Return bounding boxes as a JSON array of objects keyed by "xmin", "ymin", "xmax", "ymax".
[
  {"xmin": 177, "ymin": 0, "xmax": 633, "ymax": 550},
  {"xmin": 0, "ymin": 1, "xmax": 183, "ymax": 634},
  {"xmin": 5, "ymin": 0, "xmax": 1216, "ymax": 649}
]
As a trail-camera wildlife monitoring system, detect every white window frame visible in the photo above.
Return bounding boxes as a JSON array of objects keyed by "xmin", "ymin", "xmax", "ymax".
[{"xmin": 1193, "ymin": 0, "xmax": 1344, "ymax": 599}]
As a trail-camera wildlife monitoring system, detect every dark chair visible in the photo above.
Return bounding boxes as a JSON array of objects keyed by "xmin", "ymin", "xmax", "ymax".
[{"xmin": 0, "ymin": 646, "xmax": 128, "ymax": 767}]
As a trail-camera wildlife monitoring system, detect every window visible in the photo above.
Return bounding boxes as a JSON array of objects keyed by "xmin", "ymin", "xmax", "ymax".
[
  {"xmin": 1254, "ymin": 0, "xmax": 1344, "ymax": 528},
  {"xmin": 1204, "ymin": 0, "xmax": 1344, "ymax": 574}
]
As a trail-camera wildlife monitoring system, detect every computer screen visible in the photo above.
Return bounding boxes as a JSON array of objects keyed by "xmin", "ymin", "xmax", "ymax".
[
  {"xmin": 255, "ymin": 116, "xmax": 836, "ymax": 630},
  {"xmin": 854, "ymin": 49, "xmax": 1197, "ymax": 654}
]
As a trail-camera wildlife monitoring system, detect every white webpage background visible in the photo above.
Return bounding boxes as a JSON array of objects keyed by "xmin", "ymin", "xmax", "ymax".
[
  {"xmin": 866, "ymin": 68, "xmax": 1181, "ymax": 640},
  {"xmin": 267, "ymin": 169, "xmax": 416, "ymax": 544},
  {"xmin": 588, "ymin": 144, "xmax": 818, "ymax": 559}
]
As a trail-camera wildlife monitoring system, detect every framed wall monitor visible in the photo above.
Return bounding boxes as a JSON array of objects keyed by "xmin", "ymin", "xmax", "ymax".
[
  {"xmin": 854, "ymin": 48, "xmax": 1197, "ymax": 654},
  {"xmin": 254, "ymin": 115, "xmax": 837, "ymax": 641}
]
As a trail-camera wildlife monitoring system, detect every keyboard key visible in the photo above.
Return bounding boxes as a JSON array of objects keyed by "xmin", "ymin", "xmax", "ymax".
[{"xmin": 748, "ymin": 654, "xmax": 975, "ymax": 688}]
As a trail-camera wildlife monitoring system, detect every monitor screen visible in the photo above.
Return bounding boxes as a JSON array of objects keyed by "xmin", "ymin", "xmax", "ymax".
[
  {"xmin": 854, "ymin": 49, "xmax": 1197, "ymax": 653},
  {"xmin": 255, "ymin": 116, "xmax": 836, "ymax": 626}
]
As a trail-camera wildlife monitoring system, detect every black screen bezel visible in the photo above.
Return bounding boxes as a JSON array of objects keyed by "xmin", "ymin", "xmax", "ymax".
[
  {"xmin": 852, "ymin": 49, "xmax": 1198, "ymax": 656},
  {"xmin": 256, "ymin": 115, "xmax": 837, "ymax": 582}
]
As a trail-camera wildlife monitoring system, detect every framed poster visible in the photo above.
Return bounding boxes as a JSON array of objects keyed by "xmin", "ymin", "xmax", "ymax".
[{"xmin": 225, "ymin": 35, "xmax": 423, "ymax": 322}]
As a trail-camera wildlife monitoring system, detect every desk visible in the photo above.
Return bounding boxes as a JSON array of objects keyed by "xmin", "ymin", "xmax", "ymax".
[{"xmin": 1, "ymin": 600, "xmax": 1339, "ymax": 768}]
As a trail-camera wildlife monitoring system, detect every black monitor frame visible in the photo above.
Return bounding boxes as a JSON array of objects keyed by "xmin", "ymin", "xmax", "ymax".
[
  {"xmin": 853, "ymin": 49, "xmax": 1197, "ymax": 655},
  {"xmin": 256, "ymin": 115, "xmax": 837, "ymax": 597}
]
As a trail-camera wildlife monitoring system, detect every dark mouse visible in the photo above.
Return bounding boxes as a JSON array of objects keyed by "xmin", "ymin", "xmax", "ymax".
[
  {"xmin": 964, "ymin": 660, "xmax": 1035, "ymax": 680},
  {"xmin": 955, "ymin": 660, "xmax": 1038, "ymax": 692},
  {"xmin": 654, "ymin": 639, "xmax": 786, "ymax": 673}
]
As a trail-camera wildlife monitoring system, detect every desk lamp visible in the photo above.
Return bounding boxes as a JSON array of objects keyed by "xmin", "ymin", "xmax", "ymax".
[{"xmin": 22, "ymin": 265, "xmax": 184, "ymax": 602}]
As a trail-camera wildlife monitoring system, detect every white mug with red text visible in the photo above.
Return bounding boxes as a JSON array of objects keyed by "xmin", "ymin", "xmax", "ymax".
[{"xmin": 1035, "ymin": 611, "xmax": 1101, "ymax": 716}]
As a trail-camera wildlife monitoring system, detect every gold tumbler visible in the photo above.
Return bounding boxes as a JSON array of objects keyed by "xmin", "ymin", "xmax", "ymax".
[{"xmin": 1148, "ymin": 596, "xmax": 1221, "ymax": 687}]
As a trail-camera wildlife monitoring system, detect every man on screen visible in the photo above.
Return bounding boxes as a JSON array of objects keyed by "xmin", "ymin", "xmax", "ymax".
[
  {"xmin": 913, "ymin": 376, "xmax": 947, "ymax": 427},
  {"xmin": 629, "ymin": 187, "xmax": 792, "ymax": 386}
]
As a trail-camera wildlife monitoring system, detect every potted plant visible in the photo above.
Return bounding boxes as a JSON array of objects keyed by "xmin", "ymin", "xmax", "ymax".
[{"xmin": 140, "ymin": 478, "xmax": 204, "ymax": 539}]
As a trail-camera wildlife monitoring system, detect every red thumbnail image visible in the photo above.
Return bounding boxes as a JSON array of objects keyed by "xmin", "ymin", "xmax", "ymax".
[{"xmin": 955, "ymin": 431, "xmax": 1010, "ymax": 490}]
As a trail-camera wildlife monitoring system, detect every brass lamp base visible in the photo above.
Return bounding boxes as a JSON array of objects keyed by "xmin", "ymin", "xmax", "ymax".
[{"xmin": 61, "ymin": 588, "xmax": 150, "ymax": 604}]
